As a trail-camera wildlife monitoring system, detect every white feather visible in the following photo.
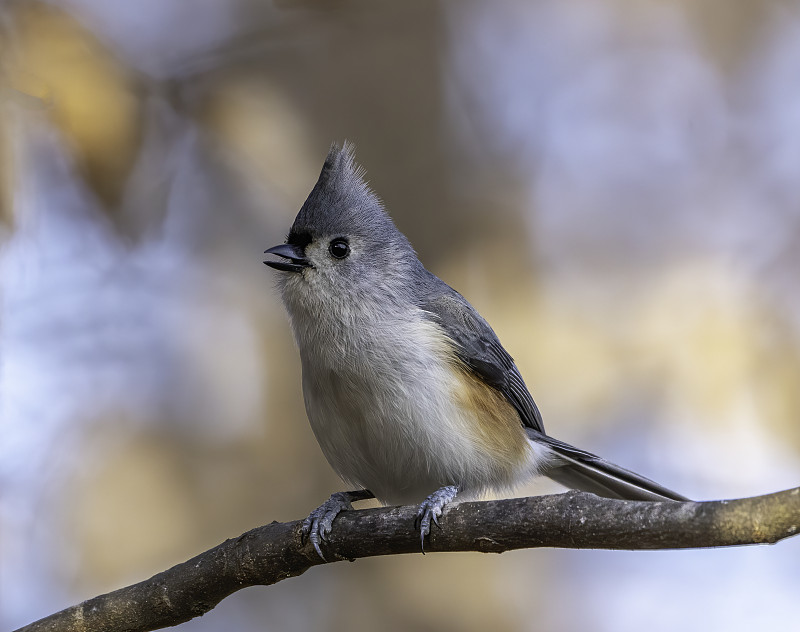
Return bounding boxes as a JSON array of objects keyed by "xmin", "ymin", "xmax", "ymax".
[{"xmin": 280, "ymin": 256, "xmax": 550, "ymax": 505}]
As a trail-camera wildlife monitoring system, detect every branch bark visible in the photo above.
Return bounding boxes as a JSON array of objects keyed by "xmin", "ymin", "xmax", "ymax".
[{"xmin": 16, "ymin": 487, "xmax": 800, "ymax": 632}]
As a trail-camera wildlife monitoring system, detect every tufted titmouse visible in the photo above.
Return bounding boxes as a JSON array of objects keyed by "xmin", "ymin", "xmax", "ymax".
[{"xmin": 265, "ymin": 143, "xmax": 687, "ymax": 558}]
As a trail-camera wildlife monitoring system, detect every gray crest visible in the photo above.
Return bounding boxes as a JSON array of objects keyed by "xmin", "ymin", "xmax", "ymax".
[{"xmin": 290, "ymin": 142, "xmax": 400, "ymax": 243}]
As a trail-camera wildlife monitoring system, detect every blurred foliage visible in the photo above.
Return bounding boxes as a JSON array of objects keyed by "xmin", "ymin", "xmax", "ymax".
[
  {"xmin": 681, "ymin": 0, "xmax": 776, "ymax": 72},
  {"xmin": 5, "ymin": 2, "xmax": 142, "ymax": 212},
  {"xmin": 2, "ymin": 1, "xmax": 800, "ymax": 632}
]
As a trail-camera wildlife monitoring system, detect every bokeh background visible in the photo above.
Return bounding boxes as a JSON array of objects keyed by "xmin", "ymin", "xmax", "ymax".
[{"xmin": 2, "ymin": 1, "xmax": 800, "ymax": 630}]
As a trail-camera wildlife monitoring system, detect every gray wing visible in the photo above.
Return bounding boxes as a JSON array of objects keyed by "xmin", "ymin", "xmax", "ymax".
[
  {"xmin": 419, "ymin": 281, "xmax": 545, "ymax": 434},
  {"xmin": 419, "ymin": 276, "xmax": 689, "ymax": 502}
]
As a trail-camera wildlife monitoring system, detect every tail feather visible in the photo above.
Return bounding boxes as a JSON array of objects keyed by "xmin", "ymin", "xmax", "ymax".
[{"xmin": 529, "ymin": 430, "xmax": 689, "ymax": 502}]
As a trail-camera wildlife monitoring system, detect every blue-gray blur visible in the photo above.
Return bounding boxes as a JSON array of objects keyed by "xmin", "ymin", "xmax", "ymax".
[{"xmin": 2, "ymin": 1, "xmax": 799, "ymax": 630}]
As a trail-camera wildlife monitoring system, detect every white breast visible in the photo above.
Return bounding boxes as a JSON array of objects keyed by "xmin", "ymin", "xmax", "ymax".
[{"xmin": 297, "ymin": 307, "xmax": 545, "ymax": 505}]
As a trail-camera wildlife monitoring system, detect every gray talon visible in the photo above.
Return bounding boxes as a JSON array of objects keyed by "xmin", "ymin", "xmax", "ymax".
[
  {"xmin": 302, "ymin": 492, "xmax": 359, "ymax": 560},
  {"xmin": 415, "ymin": 485, "xmax": 459, "ymax": 553}
]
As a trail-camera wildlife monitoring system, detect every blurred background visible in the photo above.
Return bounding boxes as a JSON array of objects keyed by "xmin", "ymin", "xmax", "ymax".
[{"xmin": 2, "ymin": 0, "xmax": 800, "ymax": 630}]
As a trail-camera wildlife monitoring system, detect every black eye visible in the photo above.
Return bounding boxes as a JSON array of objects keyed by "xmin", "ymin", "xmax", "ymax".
[{"xmin": 328, "ymin": 238, "xmax": 350, "ymax": 259}]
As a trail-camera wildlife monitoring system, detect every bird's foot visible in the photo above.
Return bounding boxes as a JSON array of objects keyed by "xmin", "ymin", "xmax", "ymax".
[
  {"xmin": 301, "ymin": 490, "xmax": 373, "ymax": 560},
  {"xmin": 414, "ymin": 485, "xmax": 459, "ymax": 553}
]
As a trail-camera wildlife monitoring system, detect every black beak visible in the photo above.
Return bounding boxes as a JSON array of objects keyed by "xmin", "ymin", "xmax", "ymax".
[{"xmin": 264, "ymin": 243, "xmax": 312, "ymax": 273}]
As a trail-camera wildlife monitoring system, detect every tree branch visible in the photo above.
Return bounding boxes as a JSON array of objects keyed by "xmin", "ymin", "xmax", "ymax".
[{"xmin": 16, "ymin": 487, "xmax": 800, "ymax": 632}]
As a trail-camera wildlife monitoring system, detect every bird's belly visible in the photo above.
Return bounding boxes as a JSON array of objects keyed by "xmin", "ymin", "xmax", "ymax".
[{"xmin": 300, "ymin": 321, "xmax": 539, "ymax": 505}]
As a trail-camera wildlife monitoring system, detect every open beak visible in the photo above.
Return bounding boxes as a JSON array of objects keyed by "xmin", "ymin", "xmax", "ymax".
[{"xmin": 263, "ymin": 243, "xmax": 312, "ymax": 273}]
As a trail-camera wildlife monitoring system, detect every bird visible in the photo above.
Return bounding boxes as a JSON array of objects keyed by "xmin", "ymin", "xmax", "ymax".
[{"xmin": 264, "ymin": 142, "xmax": 687, "ymax": 558}]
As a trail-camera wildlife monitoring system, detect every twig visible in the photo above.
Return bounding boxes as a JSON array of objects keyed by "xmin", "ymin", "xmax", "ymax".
[{"xmin": 15, "ymin": 487, "xmax": 800, "ymax": 632}]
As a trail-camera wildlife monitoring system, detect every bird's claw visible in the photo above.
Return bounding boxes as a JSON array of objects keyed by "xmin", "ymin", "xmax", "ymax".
[
  {"xmin": 301, "ymin": 492, "xmax": 355, "ymax": 560},
  {"xmin": 415, "ymin": 485, "xmax": 458, "ymax": 554}
]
